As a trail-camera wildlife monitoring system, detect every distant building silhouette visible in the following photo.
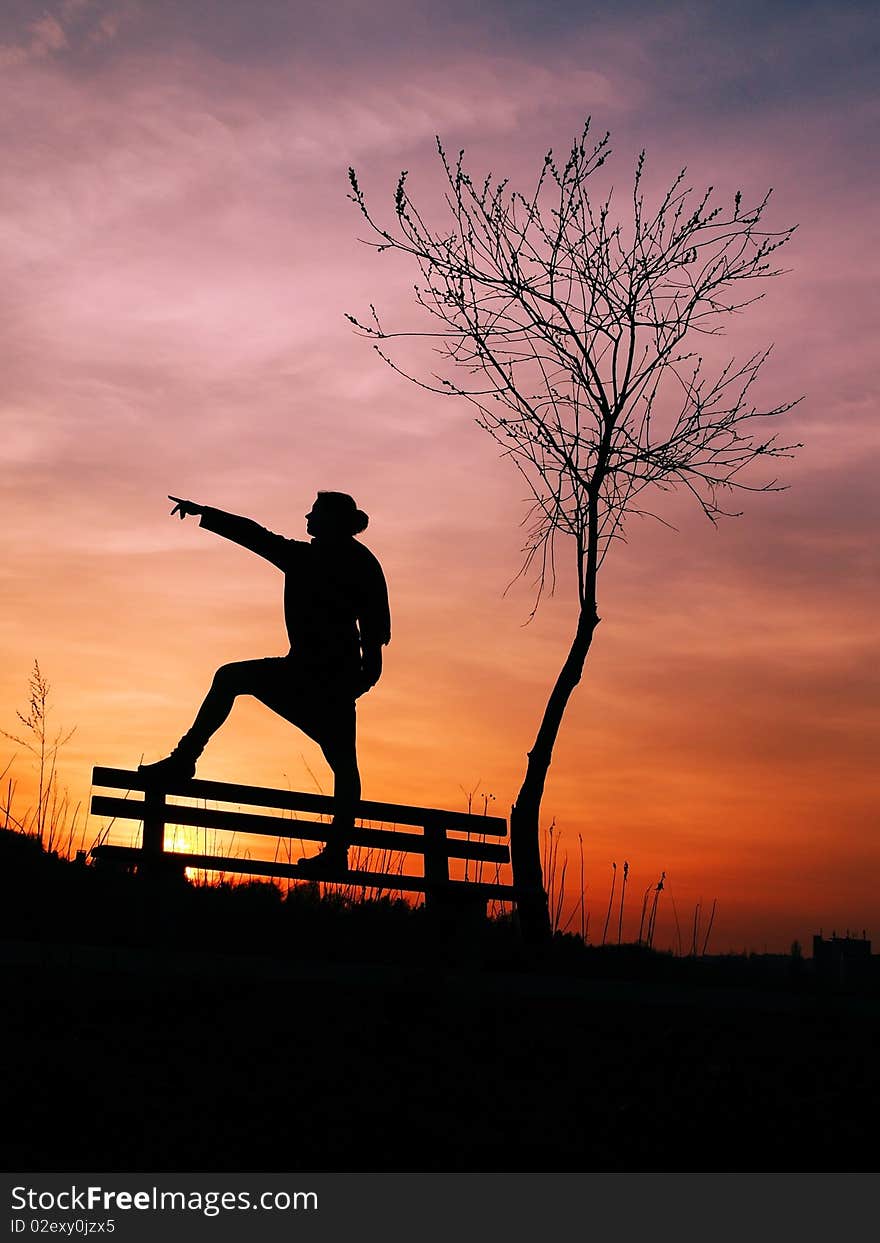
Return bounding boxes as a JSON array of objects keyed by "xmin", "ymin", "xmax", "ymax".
[{"xmin": 812, "ymin": 931, "xmax": 873, "ymax": 987}]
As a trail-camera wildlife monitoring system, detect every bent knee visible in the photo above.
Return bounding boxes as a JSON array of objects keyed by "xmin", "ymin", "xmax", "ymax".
[{"xmin": 212, "ymin": 661, "xmax": 250, "ymax": 690}]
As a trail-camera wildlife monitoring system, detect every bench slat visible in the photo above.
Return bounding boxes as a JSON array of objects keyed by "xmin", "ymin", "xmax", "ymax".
[
  {"xmin": 91, "ymin": 844, "xmax": 516, "ymax": 901},
  {"xmin": 91, "ymin": 767, "xmax": 508, "ymax": 836},
  {"xmin": 90, "ymin": 795, "xmax": 511, "ymax": 864}
]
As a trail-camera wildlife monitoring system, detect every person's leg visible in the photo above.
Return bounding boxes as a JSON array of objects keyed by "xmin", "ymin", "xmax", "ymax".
[
  {"xmin": 322, "ymin": 701, "xmax": 360, "ymax": 834},
  {"xmin": 141, "ymin": 656, "xmax": 359, "ymax": 873},
  {"xmin": 293, "ymin": 698, "xmax": 359, "ymax": 874},
  {"xmin": 139, "ymin": 659, "xmax": 285, "ymax": 779}
]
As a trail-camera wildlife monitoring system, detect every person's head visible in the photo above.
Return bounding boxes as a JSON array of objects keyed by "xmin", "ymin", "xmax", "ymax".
[{"xmin": 306, "ymin": 491, "xmax": 369, "ymax": 540}]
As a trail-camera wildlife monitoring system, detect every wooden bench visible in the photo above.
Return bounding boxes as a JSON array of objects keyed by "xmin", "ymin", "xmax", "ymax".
[{"xmin": 89, "ymin": 766, "xmax": 515, "ymax": 915}]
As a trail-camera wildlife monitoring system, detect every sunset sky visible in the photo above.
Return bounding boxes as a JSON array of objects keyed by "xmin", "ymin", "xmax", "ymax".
[{"xmin": 1, "ymin": 0, "xmax": 877, "ymax": 953}]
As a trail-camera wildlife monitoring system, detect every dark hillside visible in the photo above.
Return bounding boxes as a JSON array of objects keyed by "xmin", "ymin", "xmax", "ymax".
[{"xmin": 2, "ymin": 830, "xmax": 877, "ymax": 1172}]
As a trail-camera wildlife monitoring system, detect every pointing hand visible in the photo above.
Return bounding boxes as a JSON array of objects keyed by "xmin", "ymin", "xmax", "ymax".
[{"xmin": 168, "ymin": 495, "xmax": 204, "ymax": 520}]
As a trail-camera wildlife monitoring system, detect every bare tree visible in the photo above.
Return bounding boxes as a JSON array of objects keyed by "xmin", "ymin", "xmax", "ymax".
[{"xmin": 347, "ymin": 119, "xmax": 800, "ymax": 942}]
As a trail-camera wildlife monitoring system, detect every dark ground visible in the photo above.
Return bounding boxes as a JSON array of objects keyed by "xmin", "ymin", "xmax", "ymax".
[{"xmin": 2, "ymin": 830, "xmax": 878, "ymax": 1173}]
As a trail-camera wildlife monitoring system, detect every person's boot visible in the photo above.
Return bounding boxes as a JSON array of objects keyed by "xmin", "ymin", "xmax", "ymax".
[
  {"xmin": 296, "ymin": 842, "xmax": 349, "ymax": 878},
  {"xmin": 138, "ymin": 744, "xmax": 198, "ymax": 784}
]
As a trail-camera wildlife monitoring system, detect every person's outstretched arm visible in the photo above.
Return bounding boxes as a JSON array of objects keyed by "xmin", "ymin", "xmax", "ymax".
[{"xmin": 168, "ymin": 496, "xmax": 289, "ymax": 570}]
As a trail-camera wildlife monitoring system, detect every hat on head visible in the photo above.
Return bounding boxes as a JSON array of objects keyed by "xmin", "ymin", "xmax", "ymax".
[{"xmin": 314, "ymin": 491, "xmax": 369, "ymax": 534}]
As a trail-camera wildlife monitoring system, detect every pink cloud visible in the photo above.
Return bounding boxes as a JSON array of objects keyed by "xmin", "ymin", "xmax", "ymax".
[
  {"xmin": 0, "ymin": 1, "xmax": 133, "ymax": 66},
  {"xmin": 0, "ymin": 13, "xmax": 66, "ymax": 66}
]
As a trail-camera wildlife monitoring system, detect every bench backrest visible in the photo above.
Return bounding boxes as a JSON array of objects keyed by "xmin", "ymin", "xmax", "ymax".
[{"xmin": 90, "ymin": 766, "xmax": 513, "ymax": 899}]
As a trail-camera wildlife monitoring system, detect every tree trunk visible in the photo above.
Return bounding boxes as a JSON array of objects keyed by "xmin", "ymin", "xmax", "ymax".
[{"xmin": 510, "ymin": 604, "xmax": 600, "ymax": 945}]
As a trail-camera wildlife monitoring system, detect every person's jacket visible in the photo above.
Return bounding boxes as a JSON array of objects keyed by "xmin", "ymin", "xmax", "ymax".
[{"xmin": 198, "ymin": 507, "xmax": 391, "ymax": 687}]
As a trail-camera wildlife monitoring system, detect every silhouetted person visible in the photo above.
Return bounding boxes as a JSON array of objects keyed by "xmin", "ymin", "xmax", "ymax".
[{"xmin": 138, "ymin": 491, "xmax": 391, "ymax": 877}]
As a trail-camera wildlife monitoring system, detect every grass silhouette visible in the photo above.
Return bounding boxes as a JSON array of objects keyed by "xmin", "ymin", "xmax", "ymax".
[{"xmin": 2, "ymin": 823, "xmax": 879, "ymax": 1172}]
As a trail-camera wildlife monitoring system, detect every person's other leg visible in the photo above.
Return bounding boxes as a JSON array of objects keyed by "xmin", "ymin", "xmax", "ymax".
[
  {"xmin": 292, "ymin": 697, "xmax": 359, "ymax": 874},
  {"xmin": 320, "ymin": 699, "xmax": 360, "ymax": 833}
]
